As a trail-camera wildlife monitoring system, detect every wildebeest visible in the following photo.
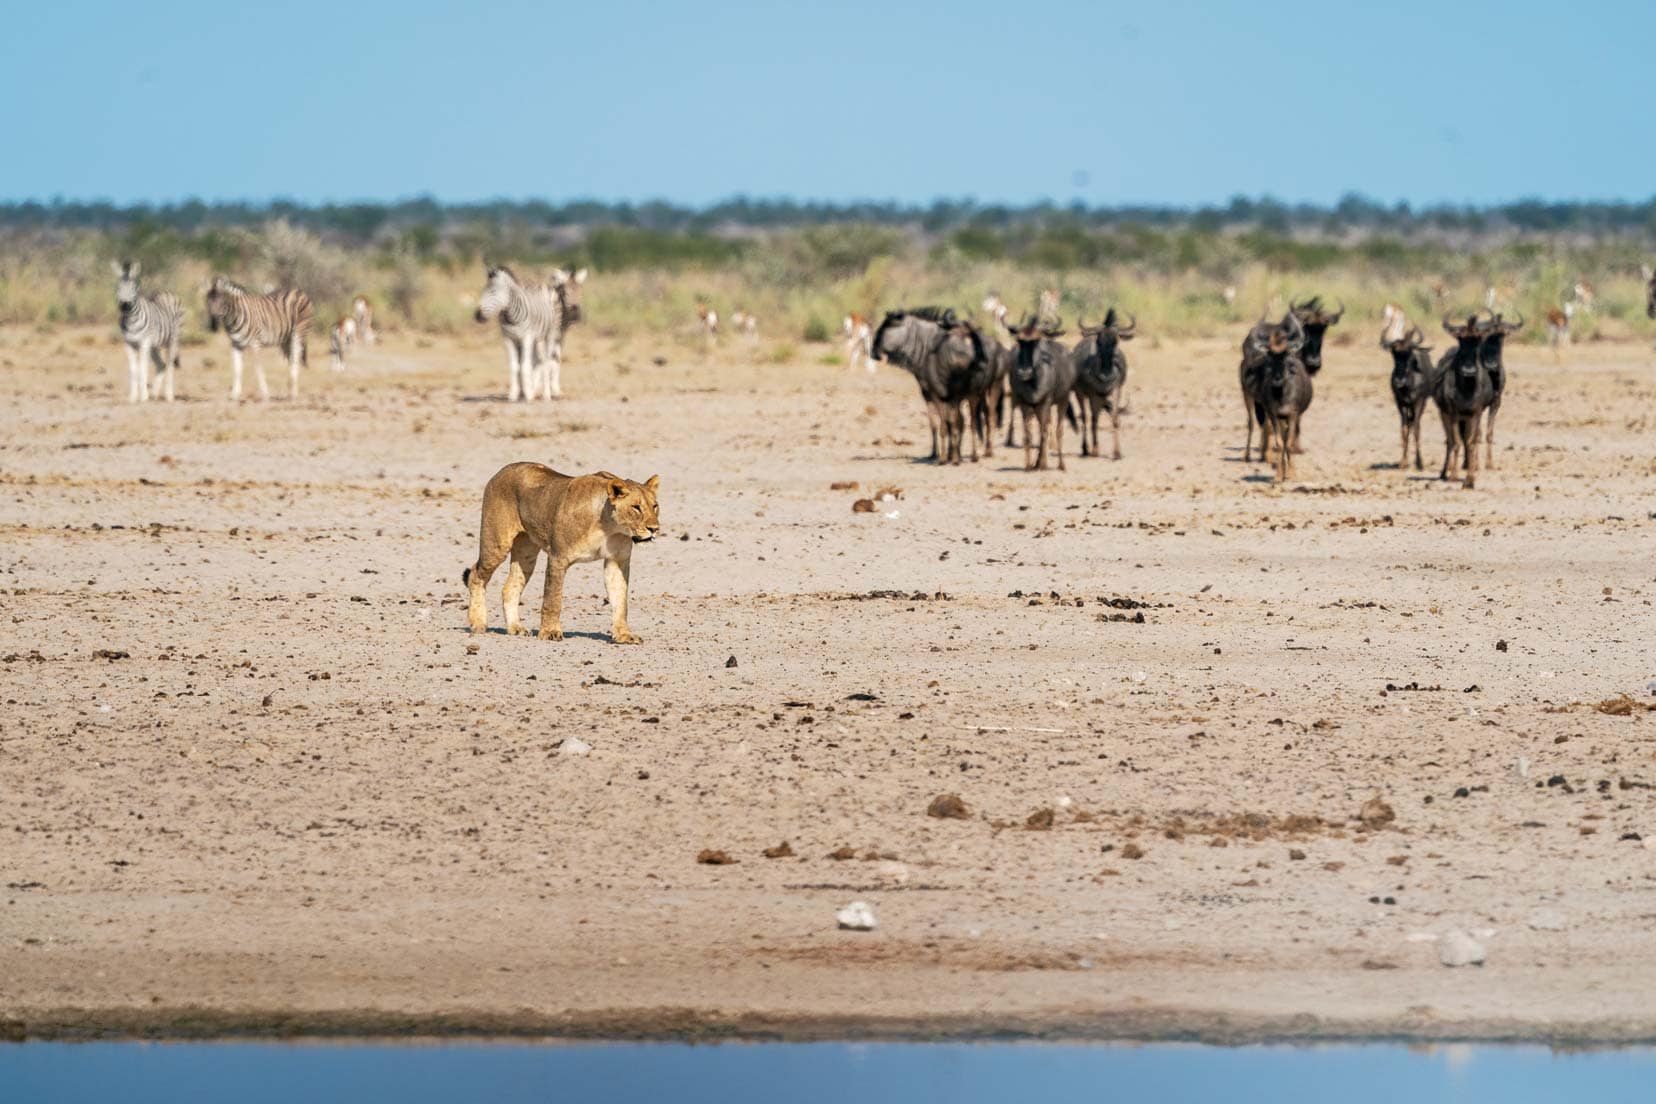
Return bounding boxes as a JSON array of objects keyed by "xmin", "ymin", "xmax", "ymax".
[
  {"xmin": 1385, "ymin": 324, "xmax": 1434, "ymax": 471},
  {"xmin": 1241, "ymin": 313, "xmax": 1313, "ymax": 482},
  {"xmin": 1645, "ymin": 264, "xmax": 1656, "ymax": 319},
  {"xmin": 1431, "ymin": 314, "xmax": 1499, "ymax": 489},
  {"xmin": 1289, "ymin": 296, "xmax": 1344, "ymax": 376},
  {"xmin": 870, "ymin": 307, "xmax": 994, "ymax": 465},
  {"xmin": 1477, "ymin": 309, "xmax": 1522, "ymax": 470},
  {"xmin": 1003, "ymin": 314, "xmax": 1077, "ymax": 471},
  {"xmin": 1071, "ymin": 309, "xmax": 1134, "ymax": 460}
]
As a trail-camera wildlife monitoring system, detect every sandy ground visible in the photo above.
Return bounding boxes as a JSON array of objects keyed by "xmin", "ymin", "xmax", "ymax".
[{"xmin": 2, "ymin": 322, "xmax": 1655, "ymax": 1044}]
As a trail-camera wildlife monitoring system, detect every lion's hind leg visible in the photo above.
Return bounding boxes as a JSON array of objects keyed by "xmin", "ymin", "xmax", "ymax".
[
  {"xmin": 501, "ymin": 534, "xmax": 540, "ymax": 636},
  {"xmin": 465, "ymin": 522, "xmax": 518, "ymax": 634}
]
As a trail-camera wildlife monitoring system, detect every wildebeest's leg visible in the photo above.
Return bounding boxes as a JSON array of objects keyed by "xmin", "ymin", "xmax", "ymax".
[
  {"xmin": 924, "ymin": 401, "xmax": 945, "ymax": 463},
  {"xmin": 1089, "ymin": 396, "xmax": 1102, "ymax": 458},
  {"xmin": 501, "ymin": 534, "xmax": 540, "ymax": 636},
  {"xmin": 1242, "ymin": 390, "xmax": 1255, "ymax": 462},
  {"xmin": 1438, "ymin": 407, "xmax": 1457, "ymax": 480},
  {"xmin": 1021, "ymin": 408, "xmax": 1034, "ymax": 470},
  {"xmin": 1483, "ymin": 402, "xmax": 1499, "ymax": 471},
  {"xmin": 1109, "ymin": 394, "xmax": 1122, "ymax": 461},
  {"xmin": 1462, "ymin": 417, "xmax": 1480, "ymax": 490},
  {"xmin": 1035, "ymin": 404, "xmax": 1051, "ymax": 471},
  {"xmin": 1054, "ymin": 400, "xmax": 1066, "ymax": 472}
]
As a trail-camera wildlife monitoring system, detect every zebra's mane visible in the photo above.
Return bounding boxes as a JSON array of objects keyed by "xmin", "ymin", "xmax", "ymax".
[
  {"xmin": 213, "ymin": 275, "xmax": 252, "ymax": 295},
  {"xmin": 491, "ymin": 264, "xmax": 521, "ymax": 284}
]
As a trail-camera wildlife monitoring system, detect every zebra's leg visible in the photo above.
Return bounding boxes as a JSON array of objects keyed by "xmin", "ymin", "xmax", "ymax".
[
  {"xmin": 504, "ymin": 338, "xmax": 521, "ymax": 402},
  {"xmin": 136, "ymin": 339, "xmax": 153, "ymax": 401},
  {"xmin": 548, "ymin": 341, "xmax": 563, "ymax": 398},
  {"xmin": 288, "ymin": 335, "xmax": 301, "ymax": 400},
  {"xmin": 251, "ymin": 343, "xmax": 270, "ymax": 401},
  {"xmin": 123, "ymin": 343, "xmax": 139, "ymax": 403},
  {"xmin": 230, "ymin": 346, "xmax": 245, "ymax": 401},
  {"xmin": 148, "ymin": 343, "xmax": 168, "ymax": 402},
  {"xmin": 163, "ymin": 336, "xmax": 178, "ymax": 402}
]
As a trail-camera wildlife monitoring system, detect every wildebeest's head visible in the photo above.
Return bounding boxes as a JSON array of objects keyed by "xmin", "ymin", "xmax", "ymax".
[
  {"xmin": 872, "ymin": 307, "xmax": 965, "ymax": 366},
  {"xmin": 1289, "ymin": 296, "xmax": 1344, "ymax": 374},
  {"xmin": 1077, "ymin": 308, "xmax": 1136, "ymax": 353},
  {"xmin": 1385, "ymin": 325, "xmax": 1428, "ymax": 377},
  {"xmin": 552, "ymin": 267, "xmax": 587, "ymax": 325},
  {"xmin": 475, "ymin": 264, "xmax": 519, "ymax": 323},
  {"xmin": 1442, "ymin": 313, "xmax": 1490, "ymax": 378},
  {"xmin": 1004, "ymin": 314, "xmax": 1066, "ymax": 378}
]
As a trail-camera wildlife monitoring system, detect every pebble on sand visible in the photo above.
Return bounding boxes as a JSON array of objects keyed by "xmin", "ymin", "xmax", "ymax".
[
  {"xmin": 559, "ymin": 737, "xmax": 592, "ymax": 756},
  {"xmin": 836, "ymin": 901, "xmax": 878, "ymax": 931},
  {"xmin": 1438, "ymin": 929, "xmax": 1487, "ymax": 967}
]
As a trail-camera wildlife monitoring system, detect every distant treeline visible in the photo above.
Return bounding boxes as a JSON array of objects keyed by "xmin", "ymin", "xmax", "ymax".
[{"xmin": 9, "ymin": 193, "xmax": 1656, "ymax": 239}]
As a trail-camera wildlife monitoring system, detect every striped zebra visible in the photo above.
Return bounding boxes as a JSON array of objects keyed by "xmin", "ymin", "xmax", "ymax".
[
  {"xmin": 204, "ymin": 276, "xmax": 315, "ymax": 400},
  {"xmin": 351, "ymin": 296, "xmax": 376, "ymax": 344},
  {"xmin": 529, "ymin": 267, "xmax": 586, "ymax": 399},
  {"xmin": 113, "ymin": 261, "xmax": 184, "ymax": 403},
  {"xmin": 476, "ymin": 264, "xmax": 558, "ymax": 402}
]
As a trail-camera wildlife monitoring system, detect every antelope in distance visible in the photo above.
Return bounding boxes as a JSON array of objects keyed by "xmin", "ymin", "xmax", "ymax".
[
  {"xmin": 1432, "ymin": 314, "xmax": 1500, "ymax": 489},
  {"xmin": 1385, "ymin": 325, "xmax": 1434, "ymax": 471},
  {"xmin": 1003, "ymin": 314, "xmax": 1076, "ymax": 472},
  {"xmin": 842, "ymin": 312, "xmax": 873, "ymax": 373},
  {"xmin": 1240, "ymin": 312, "xmax": 1312, "ymax": 482},
  {"xmin": 1037, "ymin": 288, "xmax": 1061, "ymax": 329},
  {"xmin": 1380, "ymin": 301, "xmax": 1409, "ymax": 347},
  {"xmin": 696, "ymin": 303, "xmax": 718, "ymax": 345},
  {"xmin": 730, "ymin": 309, "xmax": 758, "ymax": 337},
  {"xmin": 1477, "ymin": 310, "xmax": 1522, "ymax": 470},
  {"xmin": 113, "ymin": 261, "xmax": 184, "ymax": 403},
  {"xmin": 1569, "ymin": 278, "xmax": 1597, "ymax": 313},
  {"xmin": 1072, "ymin": 309, "xmax": 1134, "ymax": 460},
  {"xmin": 328, "ymin": 315, "xmax": 357, "ymax": 371},
  {"xmin": 980, "ymin": 293, "xmax": 1017, "ymax": 445},
  {"xmin": 1544, "ymin": 303, "xmax": 1574, "ymax": 360},
  {"xmin": 351, "ymin": 296, "xmax": 376, "ymax": 344},
  {"xmin": 1484, "ymin": 282, "xmax": 1517, "ymax": 314}
]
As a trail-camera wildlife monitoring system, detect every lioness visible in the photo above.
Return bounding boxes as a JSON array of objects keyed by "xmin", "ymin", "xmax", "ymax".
[{"xmin": 463, "ymin": 463, "xmax": 660, "ymax": 643}]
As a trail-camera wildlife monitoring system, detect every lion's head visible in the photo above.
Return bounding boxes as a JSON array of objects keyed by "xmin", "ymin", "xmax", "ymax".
[{"xmin": 603, "ymin": 475, "xmax": 661, "ymax": 542}]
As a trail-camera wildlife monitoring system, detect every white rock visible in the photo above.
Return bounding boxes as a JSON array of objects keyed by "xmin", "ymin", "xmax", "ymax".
[
  {"xmin": 559, "ymin": 737, "xmax": 592, "ymax": 757},
  {"xmin": 1131, "ymin": 671, "xmax": 1147, "ymax": 684},
  {"xmin": 1406, "ymin": 931, "xmax": 1440, "ymax": 943},
  {"xmin": 1527, "ymin": 908, "xmax": 1567, "ymax": 932},
  {"xmin": 1644, "ymin": 837, "xmax": 1656, "ymax": 852},
  {"xmin": 1438, "ymin": 929, "xmax": 1487, "ymax": 967},
  {"xmin": 836, "ymin": 901, "xmax": 878, "ymax": 931},
  {"xmin": 882, "ymin": 510, "xmax": 900, "ymax": 520},
  {"xmin": 1512, "ymin": 756, "xmax": 1531, "ymax": 781},
  {"xmin": 1056, "ymin": 796, "xmax": 1073, "ymax": 810}
]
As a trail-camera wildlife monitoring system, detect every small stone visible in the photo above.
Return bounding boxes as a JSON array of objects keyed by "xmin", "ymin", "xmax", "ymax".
[
  {"xmin": 1358, "ymin": 796, "xmax": 1396, "ymax": 828},
  {"xmin": 1288, "ymin": 849, "xmax": 1306, "ymax": 860},
  {"xmin": 696, "ymin": 849, "xmax": 736, "ymax": 865},
  {"xmin": 762, "ymin": 841, "xmax": 794, "ymax": 859},
  {"xmin": 1438, "ymin": 929, "xmax": 1487, "ymax": 967},
  {"xmin": 875, "ymin": 861, "xmax": 910, "ymax": 885},
  {"xmin": 1026, "ymin": 808, "xmax": 1055, "ymax": 830},
  {"xmin": 559, "ymin": 737, "xmax": 591, "ymax": 757},
  {"xmin": 927, "ymin": 793, "xmax": 969, "ymax": 820},
  {"xmin": 1527, "ymin": 908, "xmax": 1567, "ymax": 932},
  {"xmin": 836, "ymin": 901, "xmax": 878, "ymax": 931},
  {"xmin": 725, "ymin": 655, "xmax": 738, "ymax": 668},
  {"xmin": 1120, "ymin": 843, "xmax": 1145, "ymax": 860}
]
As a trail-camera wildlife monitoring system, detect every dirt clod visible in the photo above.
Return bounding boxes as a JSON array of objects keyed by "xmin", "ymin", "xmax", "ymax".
[{"xmin": 927, "ymin": 794, "xmax": 969, "ymax": 820}]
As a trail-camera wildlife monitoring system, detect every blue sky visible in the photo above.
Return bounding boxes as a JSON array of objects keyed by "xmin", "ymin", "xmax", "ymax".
[{"xmin": 4, "ymin": 0, "xmax": 1650, "ymax": 208}]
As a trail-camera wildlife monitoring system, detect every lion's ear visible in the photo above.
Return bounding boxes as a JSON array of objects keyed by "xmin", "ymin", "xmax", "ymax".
[
  {"xmin": 643, "ymin": 475, "xmax": 659, "ymax": 493},
  {"xmin": 608, "ymin": 480, "xmax": 628, "ymax": 500}
]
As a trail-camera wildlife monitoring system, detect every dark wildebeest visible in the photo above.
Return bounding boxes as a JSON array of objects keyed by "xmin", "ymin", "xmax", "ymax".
[
  {"xmin": 1431, "ymin": 314, "xmax": 1498, "ymax": 489},
  {"xmin": 1240, "ymin": 312, "xmax": 1312, "ymax": 481},
  {"xmin": 870, "ymin": 307, "xmax": 993, "ymax": 465},
  {"xmin": 1284, "ymin": 297, "xmax": 1343, "ymax": 452},
  {"xmin": 1004, "ymin": 314, "xmax": 1077, "ymax": 471},
  {"xmin": 1071, "ymin": 309, "xmax": 1134, "ymax": 460},
  {"xmin": 1646, "ymin": 265, "xmax": 1656, "ymax": 320},
  {"xmin": 1385, "ymin": 324, "xmax": 1434, "ymax": 471},
  {"xmin": 1476, "ymin": 309, "xmax": 1522, "ymax": 470}
]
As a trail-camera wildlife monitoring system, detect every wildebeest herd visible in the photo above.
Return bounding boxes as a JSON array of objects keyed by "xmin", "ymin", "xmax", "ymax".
[{"xmin": 870, "ymin": 290, "xmax": 1554, "ymax": 490}]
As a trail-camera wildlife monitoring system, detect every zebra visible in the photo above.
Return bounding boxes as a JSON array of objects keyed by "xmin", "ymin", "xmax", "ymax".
[
  {"xmin": 351, "ymin": 296, "xmax": 376, "ymax": 344},
  {"xmin": 476, "ymin": 264, "xmax": 557, "ymax": 402},
  {"xmin": 528, "ymin": 267, "xmax": 586, "ymax": 400},
  {"xmin": 113, "ymin": 261, "xmax": 184, "ymax": 403},
  {"xmin": 204, "ymin": 276, "xmax": 314, "ymax": 401},
  {"xmin": 329, "ymin": 315, "xmax": 357, "ymax": 372}
]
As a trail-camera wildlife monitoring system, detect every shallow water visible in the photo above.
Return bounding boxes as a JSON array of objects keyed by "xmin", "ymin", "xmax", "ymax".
[{"xmin": 6, "ymin": 1040, "xmax": 1655, "ymax": 1104}]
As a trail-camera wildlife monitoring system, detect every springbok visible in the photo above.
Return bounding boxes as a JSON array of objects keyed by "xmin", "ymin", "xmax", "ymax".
[
  {"xmin": 1380, "ymin": 301, "xmax": 1409, "ymax": 348},
  {"xmin": 351, "ymin": 296, "xmax": 376, "ymax": 344},
  {"xmin": 843, "ymin": 312, "xmax": 873, "ymax": 372},
  {"xmin": 730, "ymin": 309, "xmax": 758, "ymax": 337},
  {"xmin": 1544, "ymin": 303, "xmax": 1574, "ymax": 359},
  {"xmin": 696, "ymin": 303, "xmax": 718, "ymax": 344}
]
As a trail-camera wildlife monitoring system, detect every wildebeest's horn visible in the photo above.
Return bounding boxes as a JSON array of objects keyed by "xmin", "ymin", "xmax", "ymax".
[
  {"xmin": 1442, "ymin": 312, "xmax": 1461, "ymax": 335},
  {"xmin": 1505, "ymin": 309, "xmax": 1525, "ymax": 331},
  {"xmin": 1326, "ymin": 299, "xmax": 1345, "ymax": 323},
  {"xmin": 1115, "ymin": 312, "xmax": 1137, "ymax": 335}
]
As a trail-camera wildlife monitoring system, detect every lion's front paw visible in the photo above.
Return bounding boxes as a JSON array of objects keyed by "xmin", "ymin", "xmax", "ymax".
[
  {"xmin": 538, "ymin": 627, "xmax": 565, "ymax": 641},
  {"xmin": 506, "ymin": 623, "xmax": 529, "ymax": 636},
  {"xmin": 612, "ymin": 629, "xmax": 643, "ymax": 645}
]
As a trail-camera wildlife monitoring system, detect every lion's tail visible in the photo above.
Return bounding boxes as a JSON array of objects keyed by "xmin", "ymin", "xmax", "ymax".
[{"xmin": 461, "ymin": 566, "xmax": 472, "ymax": 587}]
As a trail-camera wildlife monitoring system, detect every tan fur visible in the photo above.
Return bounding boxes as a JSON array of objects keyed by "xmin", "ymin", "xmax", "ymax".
[{"xmin": 464, "ymin": 463, "xmax": 661, "ymax": 644}]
